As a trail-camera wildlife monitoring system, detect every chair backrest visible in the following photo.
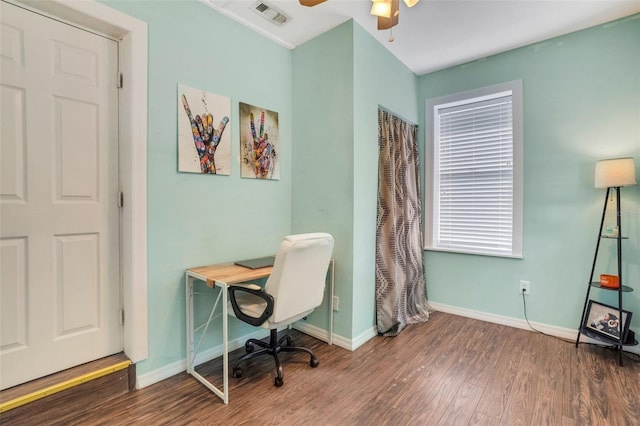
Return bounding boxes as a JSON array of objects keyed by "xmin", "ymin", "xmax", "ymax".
[{"xmin": 265, "ymin": 233, "xmax": 334, "ymax": 324}]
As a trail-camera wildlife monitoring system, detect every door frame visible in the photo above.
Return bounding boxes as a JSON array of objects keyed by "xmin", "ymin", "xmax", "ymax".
[{"xmin": 14, "ymin": 0, "xmax": 149, "ymax": 370}]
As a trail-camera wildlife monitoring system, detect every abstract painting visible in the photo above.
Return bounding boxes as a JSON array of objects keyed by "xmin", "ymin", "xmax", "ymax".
[
  {"xmin": 178, "ymin": 84, "xmax": 231, "ymax": 175},
  {"xmin": 239, "ymin": 102, "xmax": 280, "ymax": 180}
]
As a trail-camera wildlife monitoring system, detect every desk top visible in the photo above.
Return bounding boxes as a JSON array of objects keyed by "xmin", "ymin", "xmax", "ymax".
[{"xmin": 186, "ymin": 263, "xmax": 273, "ymax": 287}]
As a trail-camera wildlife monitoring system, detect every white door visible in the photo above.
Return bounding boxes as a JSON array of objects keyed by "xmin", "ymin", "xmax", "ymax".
[{"xmin": 0, "ymin": 2, "xmax": 121, "ymax": 390}]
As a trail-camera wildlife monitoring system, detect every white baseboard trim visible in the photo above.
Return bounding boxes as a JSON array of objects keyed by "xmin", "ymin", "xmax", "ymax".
[
  {"xmin": 292, "ymin": 322, "xmax": 351, "ymax": 351},
  {"xmin": 430, "ymin": 301, "xmax": 640, "ymax": 355},
  {"xmin": 292, "ymin": 322, "xmax": 377, "ymax": 351},
  {"xmin": 136, "ymin": 359, "xmax": 184, "ymax": 390},
  {"xmin": 351, "ymin": 326, "xmax": 378, "ymax": 350},
  {"xmin": 136, "ymin": 328, "xmax": 269, "ymax": 389}
]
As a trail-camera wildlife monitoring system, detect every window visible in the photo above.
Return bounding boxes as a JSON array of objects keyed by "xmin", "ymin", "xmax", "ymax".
[{"xmin": 424, "ymin": 80, "xmax": 523, "ymax": 258}]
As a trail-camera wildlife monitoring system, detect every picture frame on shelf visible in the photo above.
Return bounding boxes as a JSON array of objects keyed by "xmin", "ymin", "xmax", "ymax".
[{"xmin": 583, "ymin": 300, "xmax": 632, "ymax": 342}]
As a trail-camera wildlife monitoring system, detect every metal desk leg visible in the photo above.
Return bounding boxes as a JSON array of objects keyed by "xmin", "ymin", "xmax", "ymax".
[
  {"xmin": 222, "ymin": 281, "xmax": 228, "ymax": 404},
  {"xmin": 329, "ymin": 259, "xmax": 334, "ymax": 346},
  {"xmin": 184, "ymin": 274, "xmax": 230, "ymax": 404},
  {"xmin": 186, "ymin": 273, "xmax": 194, "ymax": 375}
]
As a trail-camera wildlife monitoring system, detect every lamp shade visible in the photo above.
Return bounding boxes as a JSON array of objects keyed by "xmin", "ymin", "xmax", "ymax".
[
  {"xmin": 594, "ymin": 157, "xmax": 637, "ymax": 188},
  {"xmin": 370, "ymin": 0, "xmax": 392, "ymax": 18}
]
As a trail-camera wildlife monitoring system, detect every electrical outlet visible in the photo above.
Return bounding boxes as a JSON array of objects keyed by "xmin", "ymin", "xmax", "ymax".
[
  {"xmin": 332, "ymin": 296, "xmax": 339, "ymax": 311},
  {"xmin": 519, "ymin": 280, "xmax": 530, "ymax": 295}
]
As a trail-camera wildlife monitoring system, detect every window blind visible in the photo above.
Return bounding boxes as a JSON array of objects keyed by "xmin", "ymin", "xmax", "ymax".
[{"xmin": 435, "ymin": 95, "xmax": 514, "ymax": 255}]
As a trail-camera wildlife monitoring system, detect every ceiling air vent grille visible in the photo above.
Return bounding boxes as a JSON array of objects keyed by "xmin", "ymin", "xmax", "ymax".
[{"xmin": 251, "ymin": 1, "xmax": 291, "ymax": 26}]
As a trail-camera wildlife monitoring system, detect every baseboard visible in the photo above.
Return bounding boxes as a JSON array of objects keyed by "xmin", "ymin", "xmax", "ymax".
[
  {"xmin": 136, "ymin": 328, "xmax": 269, "ymax": 389},
  {"xmin": 292, "ymin": 322, "xmax": 377, "ymax": 352},
  {"xmin": 291, "ymin": 322, "xmax": 349, "ymax": 351},
  {"xmin": 351, "ymin": 326, "xmax": 378, "ymax": 350},
  {"xmin": 430, "ymin": 301, "xmax": 640, "ymax": 355}
]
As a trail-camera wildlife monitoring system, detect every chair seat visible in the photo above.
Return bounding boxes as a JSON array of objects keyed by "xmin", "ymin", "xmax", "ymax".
[{"xmin": 230, "ymin": 289, "xmax": 268, "ymax": 320}]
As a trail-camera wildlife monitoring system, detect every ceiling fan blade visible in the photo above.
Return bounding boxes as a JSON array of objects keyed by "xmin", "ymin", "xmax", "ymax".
[
  {"xmin": 299, "ymin": 0, "xmax": 327, "ymax": 6},
  {"xmin": 377, "ymin": 0, "xmax": 399, "ymax": 29}
]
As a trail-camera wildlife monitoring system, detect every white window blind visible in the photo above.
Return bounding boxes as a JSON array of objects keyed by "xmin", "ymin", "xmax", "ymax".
[
  {"xmin": 425, "ymin": 80, "xmax": 522, "ymax": 258},
  {"xmin": 435, "ymin": 95, "xmax": 513, "ymax": 255}
]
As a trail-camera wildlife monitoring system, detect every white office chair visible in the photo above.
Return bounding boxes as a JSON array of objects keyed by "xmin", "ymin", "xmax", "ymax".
[{"xmin": 228, "ymin": 232, "xmax": 334, "ymax": 387}]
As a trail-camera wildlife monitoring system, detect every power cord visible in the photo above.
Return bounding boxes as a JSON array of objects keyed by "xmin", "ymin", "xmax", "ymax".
[
  {"xmin": 521, "ymin": 291, "xmax": 578, "ymax": 343},
  {"xmin": 520, "ymin": 291, "xmax": 640, "ymax": 363}
]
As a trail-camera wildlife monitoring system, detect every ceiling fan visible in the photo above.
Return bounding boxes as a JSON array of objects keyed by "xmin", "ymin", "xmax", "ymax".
[{"xmin": 299, "ymin": 0, "xmax": 420, "ymax": 32}]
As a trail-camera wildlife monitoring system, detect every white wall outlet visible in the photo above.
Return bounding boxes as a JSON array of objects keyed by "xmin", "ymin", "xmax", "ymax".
[
  {"xmin": 332, "ymin": 295, "xmax": 339, "ymax": 311},
  {"xmin": 520, "ymin": 280, "xmax": 530, "ymax": 295}
]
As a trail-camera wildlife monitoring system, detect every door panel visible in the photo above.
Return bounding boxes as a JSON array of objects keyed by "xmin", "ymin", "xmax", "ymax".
[
  {"xmin": 0, "ymin": 2, "xmax": 121, "ymax": 390},
  {"xmin": 0, "ymin": 85, "xmax": 26, "ymax": 202}
]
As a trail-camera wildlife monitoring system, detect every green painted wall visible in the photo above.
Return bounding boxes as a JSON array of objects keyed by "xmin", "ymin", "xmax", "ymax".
[
  {"xmin": 291, "ymin": 21, "xmax": 420, "ymax": 340},
  {"xmin": 291, "ymin": 22, "xmax": 355, "ymax": 337},
  {"xmin": 418, "ymin": 15, "xmax": 640, "ymax": 333},
  {"xmin": 102, "ymin": 0, "xmax": 293, "ymax": 374},
  {"xmin": 352, "ymin": 24, "xmax": 419, "ymax": 337}
]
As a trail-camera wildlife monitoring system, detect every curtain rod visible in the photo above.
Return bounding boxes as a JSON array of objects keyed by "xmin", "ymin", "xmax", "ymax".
[{"xmin": 378, "ymin": 105, "xmax": 418, "ymax": 128}]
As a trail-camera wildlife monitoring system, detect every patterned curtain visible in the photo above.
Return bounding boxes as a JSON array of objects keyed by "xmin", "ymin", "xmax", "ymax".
[{"xmin": 376, "ymin": 108, "xmax": 430, "ymax": 336}]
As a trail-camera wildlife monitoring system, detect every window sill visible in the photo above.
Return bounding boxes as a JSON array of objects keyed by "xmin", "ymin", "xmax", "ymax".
[{"xmin": 424, "ymin": 246, "xmax": 523, "ymax": 259}]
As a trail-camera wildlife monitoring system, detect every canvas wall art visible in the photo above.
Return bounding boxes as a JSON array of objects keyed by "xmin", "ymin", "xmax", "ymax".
[
  {"xmin": 178, "ymin": 84, "xmax": 231, "ymax": 175},
  {"xmin": 239, "ymin": 102, "xmax": 280, "ymax": 180}
]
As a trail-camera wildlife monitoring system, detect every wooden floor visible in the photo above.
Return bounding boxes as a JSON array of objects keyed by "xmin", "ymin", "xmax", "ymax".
[{"xmin": 2, "ymin": 312, "xmax": 639, "ymax": 425}]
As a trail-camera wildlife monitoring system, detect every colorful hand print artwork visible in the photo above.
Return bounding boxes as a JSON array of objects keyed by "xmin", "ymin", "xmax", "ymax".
[
  {"xmin": 178, "ymin": 84, "xmax": 231, "ymax": 175},
  {"xmin": 240, "ymin": 102, "xmax": 280, "ymax": 180}
]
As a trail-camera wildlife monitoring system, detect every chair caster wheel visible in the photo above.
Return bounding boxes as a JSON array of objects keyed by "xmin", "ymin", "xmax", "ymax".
[
  {"xmin": 232, "ymin": 368, "xmax": 243, "ymax": 378},
  {"xmin": 310, "ymin": 357, "xmax": 319, "ymax": 368},
  {"xmin": 245, "ymin": 342, "xmax": 255, "ymax": 353},
  {"xmin": 274, "ymin": 377, "xmax": 284, "ymax": 387},
  {"xmin": 286, "ymin": 337, "xmax": 295, "ymax": 347}
]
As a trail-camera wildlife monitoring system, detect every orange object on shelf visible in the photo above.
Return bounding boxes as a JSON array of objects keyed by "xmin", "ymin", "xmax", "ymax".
[{"xmin": 600, "ymin": 274, "xmax": 620, "ymax": 289}]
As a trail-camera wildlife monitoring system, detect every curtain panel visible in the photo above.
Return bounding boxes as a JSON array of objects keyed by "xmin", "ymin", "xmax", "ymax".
[{"xmin": 376, "ymin": 108, "xmax": 430, "ymax": 336}]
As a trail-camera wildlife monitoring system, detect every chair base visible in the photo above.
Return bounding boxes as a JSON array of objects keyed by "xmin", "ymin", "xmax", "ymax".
[{"xmin": 232, "ymin": 329, "xmax": 319, "ymax": 387}]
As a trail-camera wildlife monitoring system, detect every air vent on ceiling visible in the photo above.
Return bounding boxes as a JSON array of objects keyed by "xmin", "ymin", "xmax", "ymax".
[{"xmin": 251, "ymin": 1, "xmax": 291, "ymax": 26}]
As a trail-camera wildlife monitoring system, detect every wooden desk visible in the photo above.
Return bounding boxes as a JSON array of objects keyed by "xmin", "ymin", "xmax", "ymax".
[{"xmin": 185, "ymin": 260, "xmax": 334, "ymax": 404}]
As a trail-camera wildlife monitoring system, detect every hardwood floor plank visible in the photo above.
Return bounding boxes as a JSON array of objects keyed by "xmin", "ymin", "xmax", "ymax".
[
  {"xmin": 474, "ymin": 325, "xmax": 529, "ymax": 420},
  {"xmin": 498, "ymin": 332, "xmax": 547, "ymax": 425},
  {"xmin": 436, "ymin": 381, "xmax": 483, "ymax": 425},
  {"xmin": 468, "ymin": 411, "xmax": 501, "ymax": 426},
  {"xmin": 530, "ymin": 334, "xmax": 569, "ymax": 425},
  {"xmin": 1, "ymin": 313, "xmax": 638, "ymax": 426},
  {"xmin": 572, "ymin": 345, "xmax": 611, "ymax": 424}
]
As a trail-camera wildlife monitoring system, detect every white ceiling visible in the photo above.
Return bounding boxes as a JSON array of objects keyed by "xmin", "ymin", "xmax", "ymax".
[{"xmin": 203, "ymin": 0, "xmax": 640, "ymax": 75}]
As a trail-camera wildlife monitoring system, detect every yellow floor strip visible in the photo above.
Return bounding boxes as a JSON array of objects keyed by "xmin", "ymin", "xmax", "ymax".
[{"xmin": 0, "ymin": 360, "xmax": 131, "ymax": 413}]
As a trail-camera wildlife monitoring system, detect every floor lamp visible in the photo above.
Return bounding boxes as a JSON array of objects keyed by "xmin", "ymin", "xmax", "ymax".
[{"xmin": 578, "ymin": 157, "xmax": 637, "ymax": 364}]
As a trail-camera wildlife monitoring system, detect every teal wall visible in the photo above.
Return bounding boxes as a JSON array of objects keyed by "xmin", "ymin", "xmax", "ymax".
[
  {"xmin": 291, "ymin": 22, "xmax": 419, "ymax": 339},
  {"xmin": 102, "ymin": 0, "xmax": 293, "ymax": 374},
  {"xmin": 291, "ymin": 22, "xmax": 355, "ymax": 337},
  {"xmin": 352, "ymin": 24, "xmax": 419, "ymax": 337},
  {"xmin": 418, "ymin": 15, "xmax": 640, "ymax": 332}
]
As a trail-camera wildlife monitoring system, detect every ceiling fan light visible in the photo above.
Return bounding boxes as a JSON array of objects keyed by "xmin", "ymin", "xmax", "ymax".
[
  {"xmin": 403, "ymin": 0, "xmax": 419, "ymax": 7},
  {"xmin": 377, "ymin": 0, "xmax": 399, "ymax": 30},
  {"xmin": 370, "ymin": 0, "xmax": 392, "ymax": 18}
]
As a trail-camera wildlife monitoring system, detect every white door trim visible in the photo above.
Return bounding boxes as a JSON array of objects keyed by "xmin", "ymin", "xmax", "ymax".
[{"xmin": 16, "ymin": 0, "xmax": 149, "ymax": 368}]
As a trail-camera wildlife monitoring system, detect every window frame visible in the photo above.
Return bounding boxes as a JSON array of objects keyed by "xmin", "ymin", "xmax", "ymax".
[{"xmin": 424, "ymin": 80, "xmax": 523, "ymax": 258}]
